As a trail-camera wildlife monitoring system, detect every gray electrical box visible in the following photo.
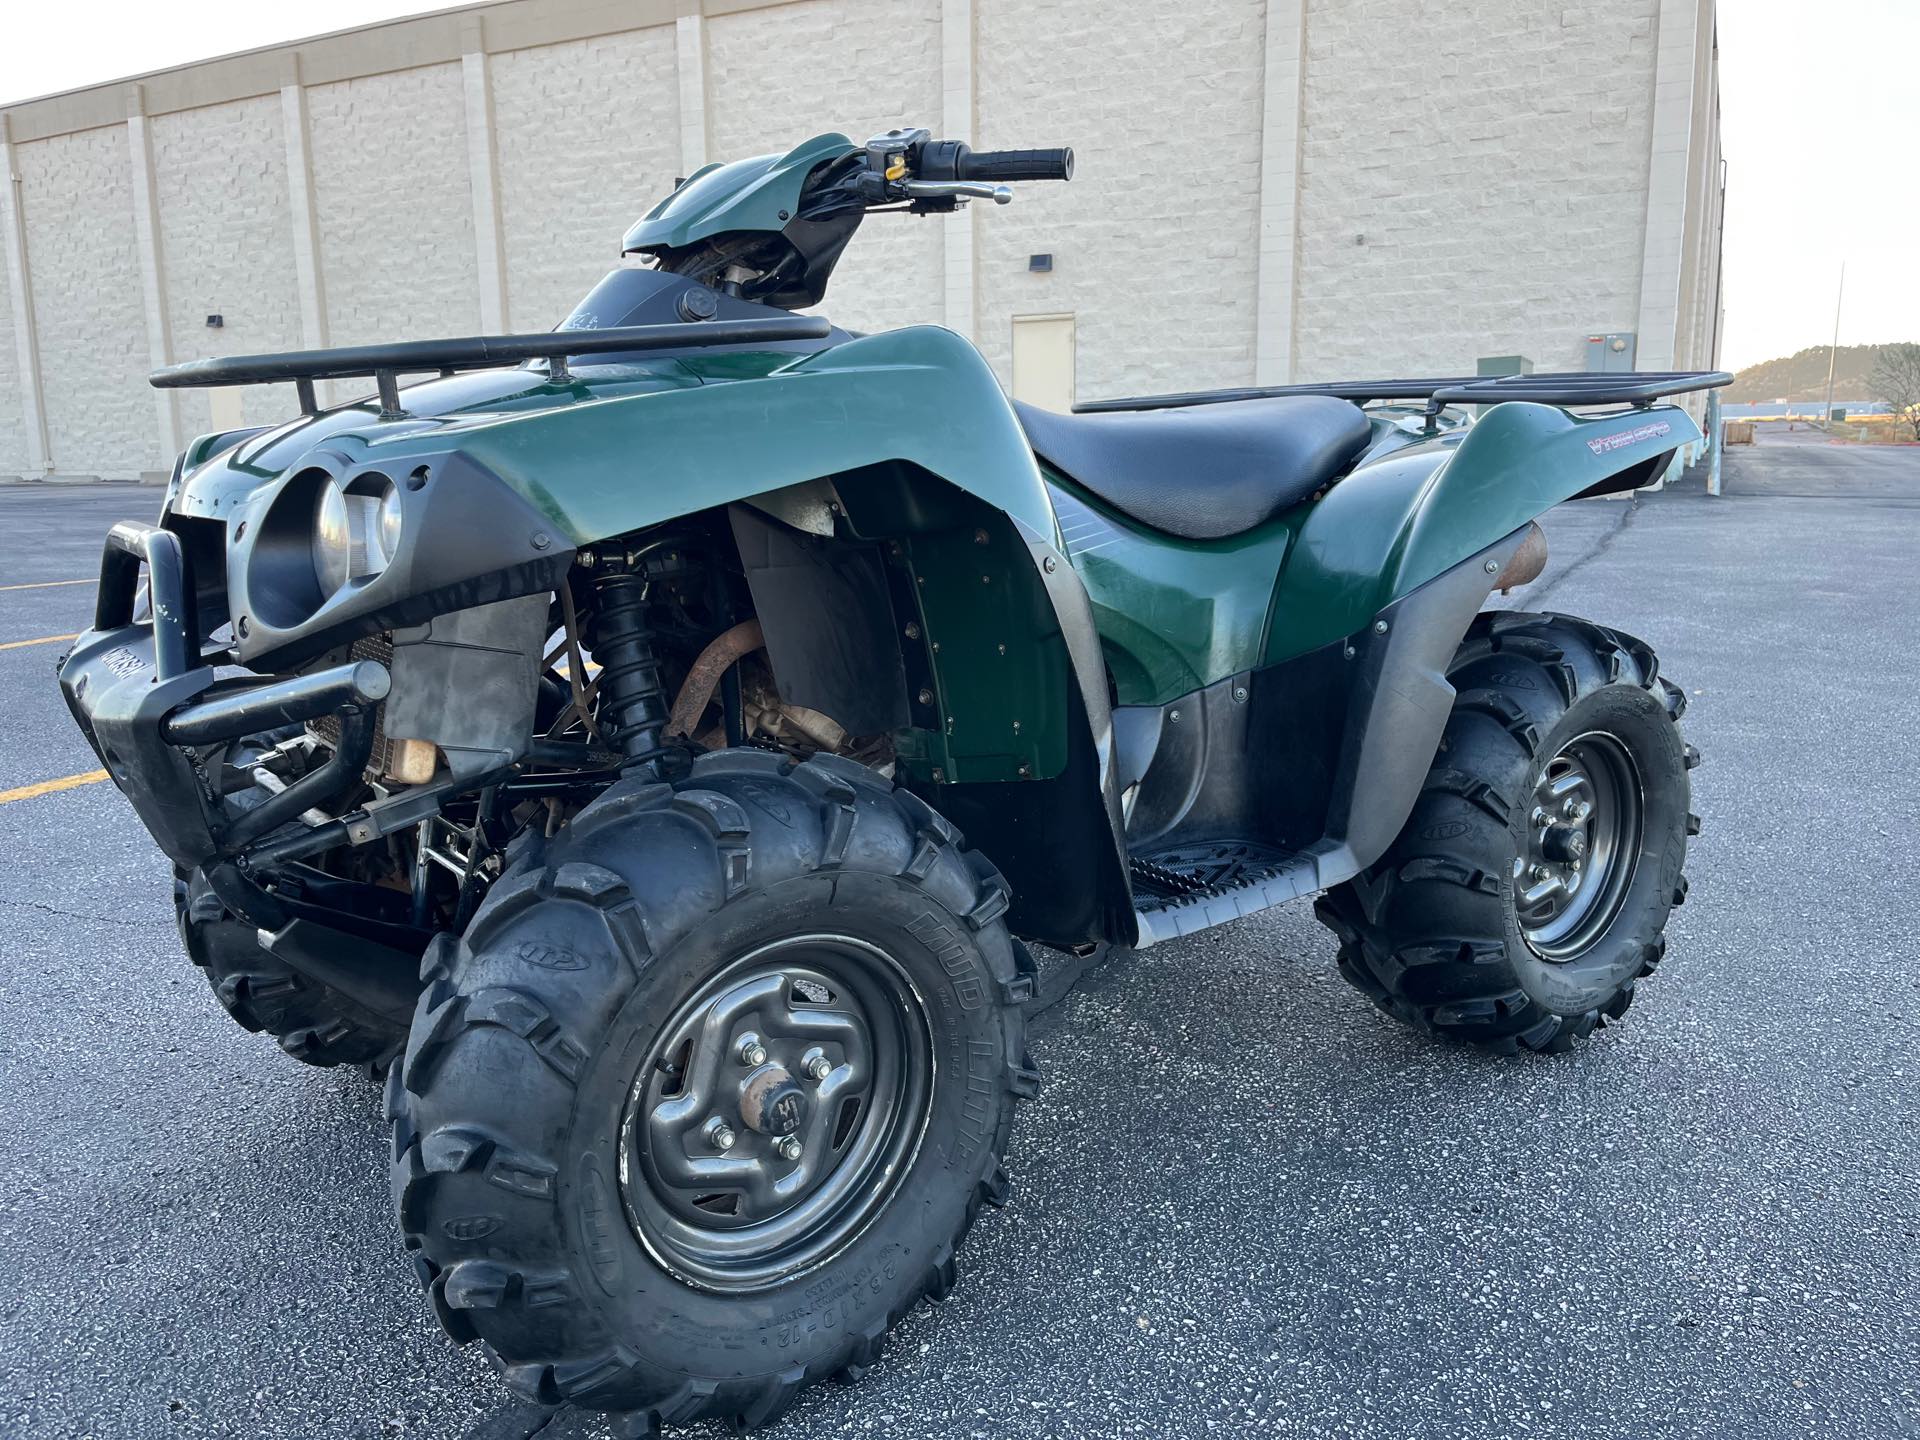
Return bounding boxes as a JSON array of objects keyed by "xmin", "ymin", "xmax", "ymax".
[{"xmin": 1585, "ymin": 332, "xmax": 1637, "ymax": 372}]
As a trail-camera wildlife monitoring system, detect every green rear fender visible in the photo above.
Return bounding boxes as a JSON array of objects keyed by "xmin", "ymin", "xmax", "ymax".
[{"xmin": 1267, "ymin": 400, "xmax": 1701, "ymax": 662}]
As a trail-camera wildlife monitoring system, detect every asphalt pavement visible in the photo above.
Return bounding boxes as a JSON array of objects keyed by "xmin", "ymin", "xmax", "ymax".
[{"xmin": 0, "ymin": 431, "xmax": 1915, "ymax": 1440}]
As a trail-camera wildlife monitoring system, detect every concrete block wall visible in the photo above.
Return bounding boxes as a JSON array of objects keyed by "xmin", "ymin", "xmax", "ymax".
[
  {"xmin": 308, "ymin": 65, "xmax": 480, "ymax": 351},
  {"xmin": 707, "ymin": 0, "xmax": 947, "ymax": 338},
  {"xmin": 0, "ymin": 0, "xmax": 1721, "ymax": 481},
  {"xmin": 491, "ymin": 29, "xmax": 681, "ymax": 332},
  {"xmin": 16, "ymin": 126, "xmax": 157, "ymax": 477},
  {"xmin": 152, "ymin": 95, "xmax": 304, "ymax": 434},
  {"xmin": 972, "ymin": 0, "xmax": 1267, "ymax": 401},
  {"xmin": 1294, "ymin": 0, "xmax": 1661, "ymax": 380},
  {"xmin": 0, "ymin": 232, "xmax": 24, "ymax": 473}
]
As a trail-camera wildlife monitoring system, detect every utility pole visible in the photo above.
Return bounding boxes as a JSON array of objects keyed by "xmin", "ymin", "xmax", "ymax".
[{"xmin": 1822, "ymin": 261, "xmax": 1845, "ymax": 425}]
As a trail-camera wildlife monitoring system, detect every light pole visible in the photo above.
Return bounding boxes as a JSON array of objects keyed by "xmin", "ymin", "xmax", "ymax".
[{"xmin": 1822, "ymin": 261, "xmax": 1845, "ymax": 425}]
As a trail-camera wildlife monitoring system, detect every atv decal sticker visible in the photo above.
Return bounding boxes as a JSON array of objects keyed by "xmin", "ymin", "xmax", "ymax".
[{"xmin": 1586, "ymin": 421, "xmax": 1671, "ymax": 455}]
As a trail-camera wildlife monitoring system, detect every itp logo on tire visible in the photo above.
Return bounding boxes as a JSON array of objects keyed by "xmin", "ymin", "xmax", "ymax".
[
  {"xmin": 442, "ymin": 1214, "xmax": 502, "ymax": 1241},
  {"xmin": 515, "ymin": 940, "xmax": 588, "ymax": 971}
]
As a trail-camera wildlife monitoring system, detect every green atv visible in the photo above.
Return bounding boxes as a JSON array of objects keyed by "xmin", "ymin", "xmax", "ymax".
[{"xmin": 59, "ymin": 128, "xmax": 1721, "ymax": 1431}]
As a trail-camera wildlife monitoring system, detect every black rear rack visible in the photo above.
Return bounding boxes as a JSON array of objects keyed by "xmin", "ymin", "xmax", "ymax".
[
  {"xmin": 149, "ymin": 316, "xmax": 833, "ymax": 419},
  {"xmin": 1074, "ymin": 369, "xmax": 1733, "ymax": 415}
]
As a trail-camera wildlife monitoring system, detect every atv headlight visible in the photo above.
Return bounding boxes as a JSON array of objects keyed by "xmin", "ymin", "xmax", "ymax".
[{"xmin": 314, "ymin": 476, "xmax": 404, "ymax": 594}]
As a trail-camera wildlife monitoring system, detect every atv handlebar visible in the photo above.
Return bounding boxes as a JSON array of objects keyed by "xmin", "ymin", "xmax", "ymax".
[
  {"xmin": 848, "ymin": 130, "xmax": 1073, "ymax": 213},
  {"xmin": 956, "ymin": 147, "xmax": 1075, "ymax": 183},
  {"xmin": 897, "ymin": 135, "xmax": 1074, "ymax": 195}
]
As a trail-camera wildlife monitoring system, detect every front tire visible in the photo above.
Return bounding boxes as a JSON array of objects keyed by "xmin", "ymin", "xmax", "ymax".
[
  {"xmin": 388, "ymin": 750, "xmax": 1036, "ymax": 1428},
  {"xmin": 1315, "ymin": 611, "xmax": 1697, "ymax": 1053},
  {"xmin": 175, "ymin": 868, "xmax": 406, "ymax": 1069}
]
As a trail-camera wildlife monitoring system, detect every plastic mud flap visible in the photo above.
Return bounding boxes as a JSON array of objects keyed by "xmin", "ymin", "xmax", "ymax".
[{"xmin": 57, "ymin": 523, "xmax": 224, "ymax": 866}]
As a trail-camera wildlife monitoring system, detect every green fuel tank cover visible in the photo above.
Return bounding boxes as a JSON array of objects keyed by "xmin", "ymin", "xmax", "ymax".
[{"xmin": 623, "ymin": 132, "xmax": 858, "ymax": 252}]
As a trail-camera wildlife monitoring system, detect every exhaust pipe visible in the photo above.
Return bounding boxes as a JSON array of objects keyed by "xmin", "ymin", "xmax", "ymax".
[{"xmin": 1493, "ymin": 522, "xmax": 1548, "ymax": 593}]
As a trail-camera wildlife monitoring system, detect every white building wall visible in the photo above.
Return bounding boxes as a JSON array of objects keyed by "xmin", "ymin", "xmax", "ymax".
[
  {"xmin": 306, "ymin": 65, "xmax": 479, "ymax": 357},
  {"xmin": 972, "ymin": 0, "xmax": 1267, "ymax": 401},
  {"xmin": 0, "ymin": 230, "xmax": 24, "ymax": 473},
  {"xmin": 0, "ymin": 0, "xmax": 1722, "ymax": 480},
  {"xmin": 152, "ymin": 95, "xmax": 305, "ymax": 434},
  {"xmin": 705, "ymin": 0, "xmax": 947, "ymax": 339},
  {"xmin": 491, "ymin": 27, "xmax": 681, "ymax": 332},
  {"xmin": 16, "ymin": 126, "xmax": 155, "ymax": 478},
  {"xmin": 1294, "ymin": 0, "xmax": 1661, "ymax": 380}
]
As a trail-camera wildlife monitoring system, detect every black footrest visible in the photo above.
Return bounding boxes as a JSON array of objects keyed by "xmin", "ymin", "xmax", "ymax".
[{"xmin": 1128, "ymin": 839, "xmax": 1325, "ymax": 947}]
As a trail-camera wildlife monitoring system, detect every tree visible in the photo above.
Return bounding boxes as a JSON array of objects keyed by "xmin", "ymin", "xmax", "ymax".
[{"xmin": 1870, "ymin": 343, "xmax": 1920, "ymax": 441}]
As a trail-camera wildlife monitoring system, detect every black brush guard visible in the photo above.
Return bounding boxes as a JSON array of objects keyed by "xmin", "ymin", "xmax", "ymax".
[{"xmin": 59, "ymin": 522, "xmax": 390, "ymax": 870}]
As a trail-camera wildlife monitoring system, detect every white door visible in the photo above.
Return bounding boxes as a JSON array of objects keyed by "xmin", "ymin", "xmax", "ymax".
[
  {"xmin": 209, "ymin": 386, "xmax": 247, "ymax": 433},
  {"xmin": 1011, "ymin": 313, "xmax": 1076, "ymax": 413}
]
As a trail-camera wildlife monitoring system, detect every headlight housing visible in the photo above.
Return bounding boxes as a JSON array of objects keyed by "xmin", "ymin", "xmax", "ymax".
[{"xmin": 314, "ymin": 476, "xmax": 403, "ymax": 594}]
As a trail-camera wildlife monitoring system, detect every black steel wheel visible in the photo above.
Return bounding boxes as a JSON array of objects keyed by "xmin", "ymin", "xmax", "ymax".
[
  {"xmin": 1316, "ymin": 611, "xmax": 1698, "ymax": 1054},
  {"xmin": 1514, "ymin": 731, "xmax": 1643, "ymax": 959},
  {"xmin": 620, "ymin": 933, "xmax": 934, "ymax": 1290},
  {"xmin": 389, "ymin": 750, "xmax": 1037, "ymax": 1430}
]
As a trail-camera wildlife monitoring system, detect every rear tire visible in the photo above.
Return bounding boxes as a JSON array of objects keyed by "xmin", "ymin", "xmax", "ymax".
[
  {"xmin": 388, "ymin": 750, "xmax": 1036, "ymax": 1429},
  {"xmin": 1315, "ymin": 611, "xmax": 1697, "ymax": 1053},
  {"xmin": 175, "ymin": 868, "xmax": 407, "ymax": 1070}
]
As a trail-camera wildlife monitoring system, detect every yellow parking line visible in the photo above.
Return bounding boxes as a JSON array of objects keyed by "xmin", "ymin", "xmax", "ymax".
[
  {"xmin": 0, "ymin": 769, "xmax": 110, "ymax": 806},
  {"xmin": 0, "ymin": 632, "xmax": 79, "ymax": 652},
  {"xmin": 0, "ymin": 578, "xmax": 94, "ymax": 592}
]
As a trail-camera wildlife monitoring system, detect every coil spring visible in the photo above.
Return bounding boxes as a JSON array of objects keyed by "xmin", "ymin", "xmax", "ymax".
[{"xmin": 582, "ymin": 568, "xmax": 671, "ymax": 770}]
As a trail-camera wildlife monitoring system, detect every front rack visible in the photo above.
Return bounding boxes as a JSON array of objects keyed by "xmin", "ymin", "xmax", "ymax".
[
  {"xmin": 149, "ymin": 315, "xmax": 834, "ymax": 419},
  {"xmin": 1074, "ymin": 369, "xmax": 1734, "ymax": 415}
]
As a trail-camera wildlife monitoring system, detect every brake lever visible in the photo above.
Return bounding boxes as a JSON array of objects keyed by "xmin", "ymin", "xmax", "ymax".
[{"xmin": 900, "ymin": 180, "xmax": 1013, "ymax": 205}]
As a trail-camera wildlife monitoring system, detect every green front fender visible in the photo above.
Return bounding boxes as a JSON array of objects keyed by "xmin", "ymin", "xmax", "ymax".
[
  {"xmin": 346, "ymin": 325, "xmax": 1060, "ymax": 549},
  {"xmin": 1267, "ymin": 401, "xmax": 1700, "ymax": 662}
]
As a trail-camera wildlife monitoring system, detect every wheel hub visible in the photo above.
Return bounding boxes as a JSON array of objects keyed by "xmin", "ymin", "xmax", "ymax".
[
  {"xmin": 1514, "ymin": 732, "xmax": 1644, "ymax": 960},
  {"xmin": 739, "ymin": 1064, "xmax": 810, "ymax": 1137},
  {"xmin": 618, "ymin": 934, "xmax": 932, "ymax": 1292}
]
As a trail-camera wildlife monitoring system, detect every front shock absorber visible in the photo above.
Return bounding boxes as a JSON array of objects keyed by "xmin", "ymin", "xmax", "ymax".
[{"xmin": 581, "ymin": 559, "xmax": 672, "ymax": 772}]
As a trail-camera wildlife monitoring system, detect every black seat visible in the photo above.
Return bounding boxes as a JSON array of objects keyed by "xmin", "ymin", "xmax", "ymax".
[{"xmin": 1014, "ymin": 395, "xmax": 1371, "ymax": 541}]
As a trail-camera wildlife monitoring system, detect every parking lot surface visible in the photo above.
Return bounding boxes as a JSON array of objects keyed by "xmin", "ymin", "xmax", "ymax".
[{"xmin": 1, "ymin": 434, "xmax": 1915, "ymax": 1439}]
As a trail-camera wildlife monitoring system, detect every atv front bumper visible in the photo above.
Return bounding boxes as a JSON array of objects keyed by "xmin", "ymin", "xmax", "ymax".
[{"xmin": 58, "ymin": 522, "xmax": 388, "ymax": 869}]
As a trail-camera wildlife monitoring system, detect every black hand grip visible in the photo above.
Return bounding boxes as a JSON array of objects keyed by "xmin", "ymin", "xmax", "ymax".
[{"xmin": 958, "ymin": 147, "xmax": 1074, "ymax": 182}]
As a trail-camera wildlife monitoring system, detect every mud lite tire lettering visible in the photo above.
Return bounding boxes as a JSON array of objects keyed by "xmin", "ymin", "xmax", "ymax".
[
  {"xmin": 388, "ymin": 753, "xmax": 1034, "ymax": 1429},
  {"xmin": 1315, "ymin": 611, "xmax": 1694, "ymax": 1054},
  {"xmin": 908, "ymin": 911, "xmax": 988, "ymax": 1010}
]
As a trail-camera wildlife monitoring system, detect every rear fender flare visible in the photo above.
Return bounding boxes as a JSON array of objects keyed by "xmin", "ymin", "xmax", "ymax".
[{"xmin": 1271, "ymin": 400, "xmax": 1700, "ymax": 662}]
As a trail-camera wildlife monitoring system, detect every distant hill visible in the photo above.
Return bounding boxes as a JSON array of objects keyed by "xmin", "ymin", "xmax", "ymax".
[{"xmin": 1723, "ymin": 343, "xmax": 1910, "ymax": 403}]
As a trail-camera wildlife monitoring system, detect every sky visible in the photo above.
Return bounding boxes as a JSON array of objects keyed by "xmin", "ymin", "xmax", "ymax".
[
  {"xmin": 1715, "ymin": 0, "xmax": 1920, "ymax": 367},
  {"xmin": 0, "ymin": 0, "xmax": 1913, "ymax": 372}
]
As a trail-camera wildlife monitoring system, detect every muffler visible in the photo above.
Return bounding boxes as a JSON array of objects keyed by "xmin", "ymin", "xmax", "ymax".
[{"xmin": 1493, "ymin": 522, "xmax": 1548, "ymax": 593}]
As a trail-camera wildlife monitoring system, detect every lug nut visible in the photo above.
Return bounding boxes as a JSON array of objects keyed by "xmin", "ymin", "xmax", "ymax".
[
  {"xmin": 705, "ymin": 1118, "xmax": 737, "ymax": 1151},
  {"xmin": 774, "ymin": 1135, "xmax": 803, "ymax": 1161},
  {"xmin": 1530, "ymin": 864, "xmax": 1552, "ymax": 883},
  {"xmin": 804, "ymin": 1053, "xmax": 832, "ymax": 1082},
  {"xmin": 738, "ymin": 1034, "xmax": 768, "ymax": 1067}
]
